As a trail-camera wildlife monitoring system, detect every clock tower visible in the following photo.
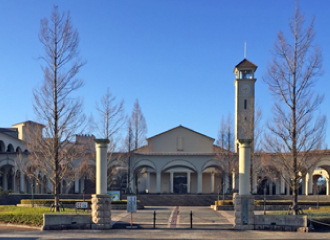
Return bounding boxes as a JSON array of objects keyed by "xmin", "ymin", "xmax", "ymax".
[
  {"xmin": 234, "ymin": 59, "xmax": 257, "ymax": 152},
  {"xmin": 234, "ymin": 58, "xmax": 257, "ymax": 195}
]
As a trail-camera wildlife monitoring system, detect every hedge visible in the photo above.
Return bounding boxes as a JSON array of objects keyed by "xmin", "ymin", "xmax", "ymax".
[{"xmin": 20, "ymin": 199, "xmax": 137, "ymax": 205}]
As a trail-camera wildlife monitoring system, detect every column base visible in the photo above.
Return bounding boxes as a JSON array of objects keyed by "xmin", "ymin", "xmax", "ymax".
[
  {"xmin": 234, "ymin": 194, "xmax": 254, "ymax": 230},
  {"xmin": 91, "ymin": 194, "xmax": 112, "ymax": 229}
]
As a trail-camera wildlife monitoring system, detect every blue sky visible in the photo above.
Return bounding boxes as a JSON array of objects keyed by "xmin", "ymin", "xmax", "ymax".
[{"xmin": 0, "ymin": 1, "xmax": 329, "ymax": 146}]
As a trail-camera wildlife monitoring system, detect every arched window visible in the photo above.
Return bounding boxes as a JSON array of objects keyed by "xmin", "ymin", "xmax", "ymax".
[
  {"xmin": 7, "ymin": 144, "xmax": 14, "ymax": 153},
  {"xmin": 0, "ymin": 141, "xmax": 5, "ymax": 152},
  {"xmin": 16, "ymin": 147, "xmax": 22, "ymax": 153}
]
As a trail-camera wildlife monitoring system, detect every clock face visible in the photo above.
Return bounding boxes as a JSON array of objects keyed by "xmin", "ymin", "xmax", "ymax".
[{"xmin": 241, "ymin": 84, "xmax": 251, "ymax": 94}]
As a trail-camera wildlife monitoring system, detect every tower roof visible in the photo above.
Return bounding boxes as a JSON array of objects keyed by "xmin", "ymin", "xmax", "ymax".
[{"xmin": 234, "ymin": 59, "xmax": 258, "ymax": 72}]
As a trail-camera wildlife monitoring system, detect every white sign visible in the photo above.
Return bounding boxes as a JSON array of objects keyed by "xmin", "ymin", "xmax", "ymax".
[
  {"xmin": 127, "ymin": 196, "xmax": 137, "ymax": 213},
  {"xmin": 76, "ymin": 202, "xmax": 88, "ymax": 208}
]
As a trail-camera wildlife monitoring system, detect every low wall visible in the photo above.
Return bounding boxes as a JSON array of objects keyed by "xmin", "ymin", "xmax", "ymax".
[
  {"xmin": 254, "ymin": 215, "xmax": 308, "ymax": 232},
  {"xmin": 42, "ymin": 214, "xmax": 92, "ymax": 230}
]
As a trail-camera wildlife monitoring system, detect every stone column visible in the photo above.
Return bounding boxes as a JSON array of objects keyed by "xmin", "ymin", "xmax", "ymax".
[
  {"xmin": 286, "ymin": 183, "xmax": 290, "ymax": 195},
  {"xmin": 20, "ymin": 172, "xmax": 25, "ymax": 193},
  {"xmin": 170, "ymin": 172, "xmax": 174, "ymax": 193},
  {"xmin": 269, "ymin": 182, "xmax": 273, "ymax": 195},
  {"xmin": 187, "ymin": 172, "xmax": 191, "ymax": 193},
  {"xmin": 232, "ymin": 170, "xmax": 236, "ymax": 190},
  {"xmin": 12, "ymin": 170, "xmax": 16, "ymax": 193},
  {"xmin": 234, "ymin": 140, "xmax": 254, "ymax": 230},
  {"xmin": 146, "ymin": 172, "xmax": 150, "ymax": 193},
  {"xmin": 304, "ymin": 175, "xmax": 309, "ymax": 196},
  {"xmin": 223, "ymin": 172, "xmax": 229, "ymax": 194},
  {"xmin": 211, "ymin": 172, "xmax": 215, "ymax": 193},
  {"xmin": 3, "ymin": 168, "xmax": 8, "ymax": 191},
  {"xmin": 75, "ymin": 175, "xmax": 80, "ymax": 194},
  {"xmin": 80, "ymin": 177, "xmax": 85, "ymax": 193},
  {"xmin": 275, "ymin": 179, "xmax": 280, "ymax": 195},
  {"xmin": 197, "ymin": 172, "xmax": 202, "ymax": 194},
  {"xmin": 252, "ymin": 175, "xmax": 258, "ymax": 194},
  {"xmin": 280, "ymin": 177, "xmax": 285, "ymax": 194},
  {"xmin": 156, "ymin": 171, "xmax": 161, "ymax": 194},
  {"xmin": 238, "ymin": 140, "xmax": 251, "ymax": 195},
  {"xmin": 308, "ymin": 172, "xmax": 313, "ymax": 195},
  {"xmin": 326, "ymin": 179, "xmax": 329, "ymax": 196},
  {"xmin": 91, "ymin": 139, "xmax": 111, "ymax": 230},
  {"xmin": 301, "ymin": 179, "xmax": 306, "ymax": 195}
]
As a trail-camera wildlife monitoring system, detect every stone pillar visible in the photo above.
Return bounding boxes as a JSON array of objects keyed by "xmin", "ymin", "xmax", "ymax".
[
  {"xmin": 47, "ymin": 178, "xmax": 53, "ymax": 193},
  {"xmin": 234, "ymin": 194, "xmax": 255, "ymax": 230},
  {"xmin": 326, "ymin": 179, "xmax": 329, "ymax": 196},
  {"xmin": 146, "ymin": 172, "xmax": 150, "ymax": 193},
  {"xmin": 91, "ymin": 139, "xmax": 111, "ymax": 230},
  {"xmin": 252, "ymin": 175, "xmax": 257, "ymax": 194},
  {"xmin": 170, "ymin": 172, "xmax": 174, "ymax": 193},
  {"xmin": 304, "ymin": 175, "xmax": 309, "ymax": 196},
  {"xmin": 80, "ymin": 177, "xmax": 85, "ymax": 193},
  {"xmin": 286, "ymin": 183, "xmax": 290, "ymax": 195},
  {"xmin": 197, "ymin": 172, "xmax": 202, "ymax": 194},
  {"xmin": 156, "ymin": 171, "xmax": 161, "ymax": 194},
  {"xmin": 75, "ymin": 175, "xmax": 80, "ymax": 194},
  {"xmin": 223, "ymin": 172, "xmax": 229, "ymax": 194},
  {"xmin": 238, "ymin": 140, "xmax": 251, "ymax": 195},
  {"xmin": 3, "ymin": 168, "xmax": 8, "ymax": 191},
  {"xmin": 234, "ymin": 140, "xmax": 255, "ymax": 230},
  {"xmin": 301, "ymin": 179, "xmax": 306, "ymax": 195},
  {"xmin": 211, "ymin": 172, "xmax": 215, "ymax": 193},
  {"xmin": 280, "ymin": 177, "xmax": 285, "ymax": 194},
  {"xmin": 275, "ymin": 179, "xmax": 280, "ymax": 195},
  {"xmin": 269, "ymin": 182, "xmax": 273, "ymax": 195},
  {"xmin": 308, "ymin": 172, "xmax": 313, "ymax": 195},
  {"xmin": 187, "ymin": 172, "xmax": 191, "ymax": 193},
  {"xmin": 12, "ymin": 170, "xmax": 16, "ymax": 193},
  {"xmin": 232, "ymin": 170, "xmax": 236, "ymax": 190},
  {"xmin": 20, "ymin": 172, "xmax": 25, "ymax": 193}
]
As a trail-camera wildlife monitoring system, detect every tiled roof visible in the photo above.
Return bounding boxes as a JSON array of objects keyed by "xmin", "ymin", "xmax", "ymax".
[{"xmin": 235, "ymin": 59, "xmax": 258, "ymax": 69}]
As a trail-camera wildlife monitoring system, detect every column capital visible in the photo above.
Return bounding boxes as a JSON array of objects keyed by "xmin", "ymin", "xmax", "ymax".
[
  {"xmin": 95, "ymin": 138, "xmax": 110, "ymax": 144},
  {"xmin": 237, "ymin": 139, "xmax": 252, "ymax": 146}
]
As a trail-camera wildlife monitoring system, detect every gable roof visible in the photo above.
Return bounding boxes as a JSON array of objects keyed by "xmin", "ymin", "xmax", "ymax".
[
  {"xmin": 147, "ymin": 125, "xmax": 215, "ymax": 141},
  {"xmin": 234, "ymin": 58, "xmax": 258, "ymax": 71}
]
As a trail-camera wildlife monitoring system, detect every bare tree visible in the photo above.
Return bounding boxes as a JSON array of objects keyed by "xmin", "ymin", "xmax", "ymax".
[
  {"xmin": 264, "ymin": 3, "xmax": 325, "ymax": 214},
  {"xmin": 95, "ymin": 88, "xmax": 125, "ymax": 141},
  {"xmin": 93, "ymin": 87, "xmax": 126, "ymax": 189},
  {"xmin": 215, "ymin": 114, "xmax": 238, "ymax": 193},
  {"xmin": 128, "ymin": 99, "xmax": 148, "ymax": 150},
  {"xmin": 26, "ymin": 6, "xmax": 86, "ymax": 211}
]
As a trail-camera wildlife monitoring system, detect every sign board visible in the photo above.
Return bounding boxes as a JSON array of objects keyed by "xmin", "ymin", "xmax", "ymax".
[
  {"xmin": 76, "ymin": 202, "xmax": 88, "ymax": 208},
  {"xmin": 242, "ymin": 199, "xmax": 248, "ymax": 225},
  {"xmin": 108, "ymin": 190, "xmax": 121, "ymax": 201},
  {"xmin": 127, "ymin": 196, "xmax": 137, "ymax": 213}
]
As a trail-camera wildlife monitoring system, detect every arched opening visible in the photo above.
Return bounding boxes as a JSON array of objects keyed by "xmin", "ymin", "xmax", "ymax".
[
  {"xmin": 16, "ymin": 147, "xmax": 22, "ymax": 153},
  {"xmin": 6, "ymin": 144, "xmax": 14, "ymax": 153},
  {"xmin": 0, "ymin": 141, "xmax": 5, "ymax": 152}
]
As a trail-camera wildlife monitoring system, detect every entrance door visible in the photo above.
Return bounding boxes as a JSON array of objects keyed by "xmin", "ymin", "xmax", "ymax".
[{"xmin": 173, "ymin": 174, "xmax": 187, "ymax": 194}]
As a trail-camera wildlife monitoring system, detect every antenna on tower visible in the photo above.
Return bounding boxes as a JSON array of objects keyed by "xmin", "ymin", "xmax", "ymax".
[{"xmin": 244, "ymin": 42, "xmax": 247, "ymax": 59}]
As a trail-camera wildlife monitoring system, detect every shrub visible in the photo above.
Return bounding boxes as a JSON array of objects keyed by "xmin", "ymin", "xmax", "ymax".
[{"xmin": 215, "ymin": 200, "xmax": 233, "ymax": 206}]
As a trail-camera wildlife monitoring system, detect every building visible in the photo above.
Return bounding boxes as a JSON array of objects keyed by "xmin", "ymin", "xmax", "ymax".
[{"xmin": 1, "ymin": 59, "xmax": 330, "ymax": 196}]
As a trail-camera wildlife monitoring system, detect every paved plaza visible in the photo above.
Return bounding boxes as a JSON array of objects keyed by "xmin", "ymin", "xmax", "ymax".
[{"xmin": 0, "ymin": 207, "xmax": 329, "ymax": 240}]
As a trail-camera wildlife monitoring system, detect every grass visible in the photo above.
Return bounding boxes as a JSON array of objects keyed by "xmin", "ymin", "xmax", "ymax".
[{"xmin": 0, "ymin": 205, "xmax": 88, "ymax": 226}]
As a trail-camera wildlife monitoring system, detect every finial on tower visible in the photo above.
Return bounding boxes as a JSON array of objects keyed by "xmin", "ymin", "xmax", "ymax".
[{"xmin": 244, "ymin": 42, "xmax": 247, "ymax": 59}]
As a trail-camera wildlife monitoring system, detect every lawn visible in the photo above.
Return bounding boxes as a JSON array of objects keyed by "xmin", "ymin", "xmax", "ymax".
[{"xmin": 0, "ymin": 205, "xmax": 88, "ymax": 226}]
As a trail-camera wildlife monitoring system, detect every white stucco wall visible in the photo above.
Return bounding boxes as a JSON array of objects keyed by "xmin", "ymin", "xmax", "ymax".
[{"xmin": 147, "ymin": 126, "xmax": 215, "ymax": 153}]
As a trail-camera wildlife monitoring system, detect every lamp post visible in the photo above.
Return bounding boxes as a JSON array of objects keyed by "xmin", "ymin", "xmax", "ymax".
[{"xmin": 32, "ymin": 183, "xmax": 35, "ymax": 207}]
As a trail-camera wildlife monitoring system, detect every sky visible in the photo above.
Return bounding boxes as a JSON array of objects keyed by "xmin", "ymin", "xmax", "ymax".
[{"xmin": 0, "ymin": 0, "xmax": 330, "ymax": 147}]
